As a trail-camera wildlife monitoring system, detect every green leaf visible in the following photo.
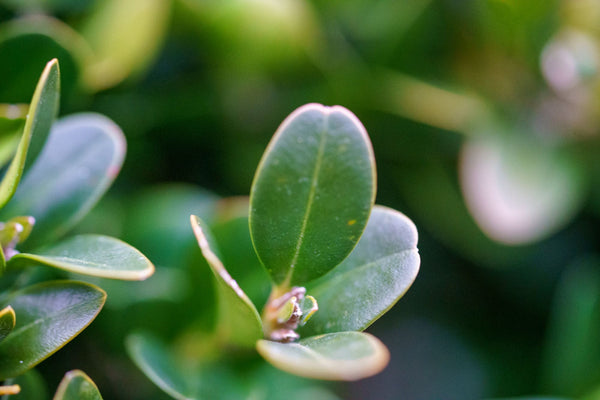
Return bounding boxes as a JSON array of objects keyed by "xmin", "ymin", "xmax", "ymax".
[
  {"xmin": 122, "ymin": 184, "xmax": 218, "ymax": 267},
  {"xmin": 80, "ymin": 0, "xmax": 171, "ymax": 91},
  {"xmin": 0, "ymin": 369, "xmax": 49, "ymax": 400},
  {"xmin": 0, "ymin": 280, "xmax": 106, "ymax": 379},
  {"xmin": 0, "ymin": 59, "xmax": 59, "ymax": 210},
  {"xmin": 0, "ymin": 305, "xmax": 15, "ymax": 343},
  {"xmin": 540, "ymin": 257, "xmax": 600, "ymax": 396},
  {"xmin": 191, "ymin": 215, "xmax": 263, "ymax": 348},
  {"xmin": 9, "ymin": 234, "xmax": 154, "ymax": 281},
  {"xmin": 250, "ymin": 104, "xmax": 376, "ymax": 286},
  {"xmin": 53, "ymin": 370, "xmax": 103, "ymax": 400},
  {"xmin": 256, "ymin": 331, "xmax": 389, "ymax": 381},
  {"xmin": 0, "ymin": 113, "xmax": 126, "ymax": 249},
  {"xmin": 301, "ymin": 205, "xmax": 419, "ymax": 335},
  {"xmin": 0, "ymin": 16, "xmax": 85, "ymax": 103},
  {"xmin": 126, "ymin": 332, "xmax": 195, "ymax": 400}
]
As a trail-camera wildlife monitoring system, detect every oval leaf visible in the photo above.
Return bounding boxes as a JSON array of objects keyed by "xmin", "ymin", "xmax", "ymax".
[
  {"xmin": 301, "ymin": 206, "xmax": 419, "ymax": 336},
  {"xmin": 53, "ymin": 370, "xmax": 103, "ymax": 400},
  {"xmin": 0, "ymin": 306, "xmax": 15, "ymax": 343},
  {"xmin": 0, "ymin": 59, "xmax": 59, "ymax": 210},
  {"xmin": 9, "ymin": 234, "xmax": 154, "ymax": 281},
  {"xmin": 0, "ymin": 281, "xmax": 106, "ymax": 379},
  {"xmin": 250, "ymin": 104, "xmax": 376, "ymax": 286},
  {"xmin": 191, "ymin": 215, "xmax": 263, "ymax": 348},
  {"xmin": 0, "ymin": 113, "xmax": 126, "ymax": 249},
  {"xmin": 126, "ymin": 332, "xmax": 195, "ymax": 400},
  {"xmin": 80, "ymin": 0, "xmax": 170, "ymax": 90},
  {"xmin": 256, "ymin": 331, "xmax": 389, "ymax": 381}
]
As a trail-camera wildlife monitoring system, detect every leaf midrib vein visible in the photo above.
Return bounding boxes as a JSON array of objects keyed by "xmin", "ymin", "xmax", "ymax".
[{"xmin": 286, "ymin": 115, "xmax": 329, "ymax": 283}]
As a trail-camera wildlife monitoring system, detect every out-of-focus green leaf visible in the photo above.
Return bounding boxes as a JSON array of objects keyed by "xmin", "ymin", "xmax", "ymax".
[
  {"xmin": 256, "ymin": 331, "xmax": 389, "ymax": 381},
  {"xmin": 460, "ymin": 134, "xmax": 586, "ymax": 245},
  {"xmin": 301, "ymin": 205, "xmax": 419, "ymax": 336},
  {"xmin": 80, "ymin": 0, "xmax": 171, "ymax": 91},
  {"xmin": 0, "ymin": 105, "xmax": 26, "ymax": 167},
  {"xmin": 0, "ymin": 0, "xmax": 94, "ymax": 13},
  {"xmin": 0, "ymin": 369, "xmax": 49, "ymax": 400},
  {"xmin": 122, "ymin": 184, "xmax": 218, "ymax": 267},
  {"xmin": 0, "ymin": 281, "xmax": 106, "ymax": 379},
  {"xmin": 399, "ymin": 160, "xmax": 530, "ymax": 267},
  {"xmin": 540, "ymin": 258, "xmax": 600, "ymax": 396},
  {"xmin": 0, "ymin": 305, "xmax": 15, "ymax": 343},
  {"xmin": 53, "ymin": 370, "xmax": 103, "ymax": 400},
  {"xmin": 0, "ymin": 113, "xmax": 126, "ymax": 249},
  {"xmin": 9, "ymin": 234, "xmax": 154, "ymax": 281},
  {"xmin": 191, "ymin": 215, "xmax": 262, "ymax": 348},
  {"xmin": 0, "ymin": 59, "xmax": 59, "ymax": 210},
  {"xmin": 250, "ymin": 104, "xmax": 376, "ymax": 286},
  {"xmin": 211, "ymin": 197, "xmax": 271, "ymax": 308},
  {"xmin": 126, "ymin": 332, "xmax": 195, "ymax": 400},
  {"xmin": 0, "ymin": 16, "xmax": 85, "ymax": 103}
]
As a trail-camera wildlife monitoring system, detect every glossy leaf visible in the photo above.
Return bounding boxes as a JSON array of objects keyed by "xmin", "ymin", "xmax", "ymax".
[
  {"xmin": 126, "ymin": 333, "xmax": 195, "ymax": 400},
  {"xmin": 301, "ymin": 206, "xmax": 419, "ymax": 336},
  {"xmin": 250, "ymin": 103, "xmax": 376, "ymax": 286},
  {"xmin": 257, "ymin": 331, "xmax": 389, "ymax": 381},
  {"xmin": 0, "ymin": 113, "xmax": 126, "ymax": 249},
  {"xmin": 53, "ymin": 370, "xmax": 103, "ymax": 400},
  {"xmin": 0, "ymin": 59, "xmax": 59, "ymax": 210},
  {"xmin": 80, "ymin": 0, "xmax": 171, "ymax": 90},
  {"xmin": 0, "ymin": 306, "xmax": 15, "ymax": 343},
  {"xmin": 191, "ymin": 215, "xmax": 263, "ymax": 348},
  {"xmin": 0, "ymin": 281, "xmax": 106, "ymax": 379},
  {"xmin": 9, "ymin": 234, "xmax": 154, "ymax": 280}
]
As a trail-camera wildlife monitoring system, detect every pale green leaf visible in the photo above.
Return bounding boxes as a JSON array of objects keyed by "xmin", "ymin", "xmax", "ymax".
[
  {"xmin": 0, "ymin": 305, "xmax": 15, "ymax": 343},
  {"xmin": 257, "ymin": 331, "xmax": 389, "ymax": 381},
  {"xmin": 0, "ymin": 113, "xmax": 126, "ymax": 249},
  {"xmin": 9, "ymin": 234, "xmax": 154, "ymax": 280}
]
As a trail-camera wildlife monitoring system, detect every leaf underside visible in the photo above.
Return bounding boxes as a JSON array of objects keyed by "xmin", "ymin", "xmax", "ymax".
[
  {"xmin": 257, "ymin": 331, "xmax": 389, "ymax": 381},
  {"xmin": 191, "ymin": 215, "xmax": 263, "ymax": 348}
]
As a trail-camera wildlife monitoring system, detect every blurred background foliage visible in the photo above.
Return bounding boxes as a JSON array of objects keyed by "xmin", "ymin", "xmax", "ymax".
[{"xmin": 2, "ymin": 0, "xmax": 600, "ymax": 399}]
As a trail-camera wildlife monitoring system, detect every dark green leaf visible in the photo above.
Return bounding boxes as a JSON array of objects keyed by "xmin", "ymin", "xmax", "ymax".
[
  {"xmin": 53, "ymin": 370, "xmax": 103, "ymax": 400},
  {"xmin": 191, "ymin": 215, "xmax": 263, "ymax": 348},
  {"xmin": 0, "ymin": 369, "xmax": 49, "ymax": 400},
  {"xmin": 0, "ymin": 113, "xmax": 126, "ymax": 249},
  {"xmin": 0, "ymin": 59, "xmax": 59, "ymax": 210},
  {"xmin": 250, "ymin": 104, "xmax": 376, "ymax": 286},
  {"xmin": 301, "ymin": 205, "xmax": 419, "ymax": 335},
  {"xmin": 0, "ymin": 280, "xmax": 106, "ymax": 379},
  {"xmin": 0, "ymin": 305, "xmax": 15, "ymax": 343},
  {"xmin": 257, "ymin": 331, "xmax": 389, "ymax": 381},
  {"xmin": 9, "ymin": 234, "xmax": 154, "ymax": 280},
  {"xmin": 540, "ymin": 258, "xmax": 600, "ymax": 396},
  {"xmin": 126, "ymin": 332, "xmax": 195, "ymax": 400}
]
